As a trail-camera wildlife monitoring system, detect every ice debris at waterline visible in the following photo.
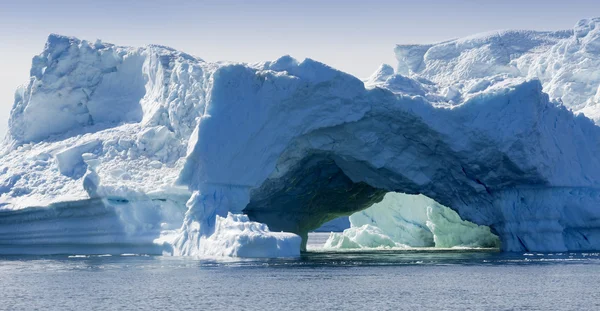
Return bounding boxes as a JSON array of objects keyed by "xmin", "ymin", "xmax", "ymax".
[
  {"xmin": 3, "ymin": 18, "xmax": 600, "ymax": 257},
  {"xmin": 173, "ymin": 211, "xmax": 301, "ymax": 258},
  {"xmin": 325, "ymin": 193, "xmax": 500, "ymax": 249}
]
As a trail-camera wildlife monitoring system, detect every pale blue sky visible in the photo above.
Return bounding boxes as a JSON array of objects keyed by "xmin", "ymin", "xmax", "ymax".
[{"xmin": 1, "ymin": 0, "xmax": 599, "ymax": 137}]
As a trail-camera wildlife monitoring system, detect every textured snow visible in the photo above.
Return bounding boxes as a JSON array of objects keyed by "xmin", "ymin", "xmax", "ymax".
[
  {"xmin": 324, "ymin": 193, "xmax": 500, "ymax": 249},
  {"xmin": 1, "ymin": 35, "xmax": 211, "ymax": 210},
  {"xmin": 394, "ymin": 17, "xmax": 600, "ymax": 122},
  {"xmin": 2, "ymin": 18, "xmax": 600, "ymax": 257},
  {"xmin": 325, "ymin": 224, "xmax": 403, "ymax": 249},
  {"xmin": 173, "ymin": 211, "xmax": 300, "ymax": 258}
]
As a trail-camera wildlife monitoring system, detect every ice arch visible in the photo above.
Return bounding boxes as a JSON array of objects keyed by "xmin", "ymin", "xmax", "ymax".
[{"xmin": 173, "ymin": 59, "xmax": 600, "ymax": 255}]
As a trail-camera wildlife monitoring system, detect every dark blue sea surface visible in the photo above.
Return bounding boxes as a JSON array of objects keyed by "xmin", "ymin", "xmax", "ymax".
[{"xmin": 1, "ymin": 234, "xmax": 599, "ymax": 310}]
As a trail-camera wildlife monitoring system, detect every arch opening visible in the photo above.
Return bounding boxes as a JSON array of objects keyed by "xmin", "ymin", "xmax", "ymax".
[
  {"xmin": 320, "ymin": 192, "xmax": 500, "ymax": 250},
  {"xmin": 243, "ymin": 153, "xmax": 386, "ymax": 251},
  {"xmin": 243, "ymin": 152, "xmax": 499, "ymax": 252}
]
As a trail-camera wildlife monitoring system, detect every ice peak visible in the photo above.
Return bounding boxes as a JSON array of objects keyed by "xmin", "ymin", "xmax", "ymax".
[
  {"xmin": 45, "ymin": 33, "xmax": 80, "ymax": 47},
  {"xmin": 268, "ymin": 54, "xmax": 299, "ymax": 71},
  {"xmin": 367, "ymin": 64, "xmax": 394, "ymax": 83},
  {"xmin": 574, "ymin": 17, "xmax": 600, "ymax": 38}
]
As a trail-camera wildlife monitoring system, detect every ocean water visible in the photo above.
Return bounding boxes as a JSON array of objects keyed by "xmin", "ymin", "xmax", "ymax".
[{"xmin": 1, "ymin": 233, "xmax": 600, "ymax": 311}]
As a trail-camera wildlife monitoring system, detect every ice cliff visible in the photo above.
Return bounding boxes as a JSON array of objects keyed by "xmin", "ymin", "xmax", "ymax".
[{"xmin": 2, "ymin": 18, "xmax": 600, "ymax": 257}]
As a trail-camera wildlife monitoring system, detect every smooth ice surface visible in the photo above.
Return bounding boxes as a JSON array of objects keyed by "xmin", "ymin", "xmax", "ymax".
[
  {"xmin": 324, "ymin": 193, "xmax": 500, "ymax": 249},
  {"xmin": 3, "ymin": 18, "xmax": 600, "ymax": 257},
  {"xmin": 0, "ymin": 196, "xmax": 188, "ymax": 255}
]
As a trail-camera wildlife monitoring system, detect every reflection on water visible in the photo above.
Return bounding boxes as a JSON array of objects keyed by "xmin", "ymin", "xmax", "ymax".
[
  {"xmin": 1, "ymin": 247, "xmax": 600, "ymax": 310},
  {"xmin": 301, "ymin": 249, "xmax": 600, "ymax": 267},
  {"xmin": 1, "ymin": 247, "xmax": 599, "ymax": 270}
]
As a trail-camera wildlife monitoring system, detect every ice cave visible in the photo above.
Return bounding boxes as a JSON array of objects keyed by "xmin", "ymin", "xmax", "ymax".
[{"xmin": 3, "ymin": 18, "xmax": 600, "ymax": 257}]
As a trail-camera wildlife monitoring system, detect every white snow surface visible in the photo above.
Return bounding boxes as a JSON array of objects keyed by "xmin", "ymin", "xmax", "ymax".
[
  {"xmin": 394, "ymin": 17, "xmax": 600, "ymax": 122},
  {"xmin": 324, "ymin": 193, "xmax": 500, "ymax": 249},
  {"xmin": 2, "ymin": 18, "xmax": 600, "ymax": 257},
  {"xmin": 173, "ymin": 211, "xmax": 300, "ymax": 258}
]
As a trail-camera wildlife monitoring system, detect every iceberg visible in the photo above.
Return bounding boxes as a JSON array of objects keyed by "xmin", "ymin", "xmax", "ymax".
[
  {"xmin": 173, "ymin": 210, "xmax": 301, "ymax": 258},
  {"xmin": 324, "ymin": 193, "xmax": 500, "ymax": 250},
  {"xmin": 2, "ymin": 18, "xmax": 600, "ymax": 257},
  {"xmin": 325, "ymin": 224, "xmax": 403, "ymax": 249}
]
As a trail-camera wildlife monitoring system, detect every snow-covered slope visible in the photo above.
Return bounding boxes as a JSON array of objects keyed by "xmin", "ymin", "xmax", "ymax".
[
  {"xmin": 3, "ymin": 18, "xmax": 600, "ymax": 257},
  {"xmin": 395, "ymin": 17, "xmax": 600, "ymax": 121}
]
